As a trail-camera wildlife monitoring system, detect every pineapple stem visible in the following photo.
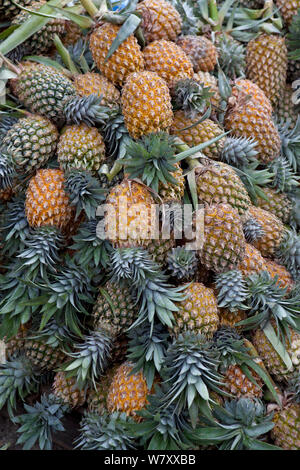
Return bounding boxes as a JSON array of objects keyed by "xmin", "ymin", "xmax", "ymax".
[
  {"xmin": 208, "ymin": 0, "xmax": 220, "ymax": 30},
  {"xmin": 107, "ymin": 160, "xmax": 123, "ymax": 181},
  {"xmin": 53, "ymin": 34, "xmax": 79, "ymax": 75},
  {"xmin": 80, "ymin": 0, "xmax": 100, "ymax": 17}
]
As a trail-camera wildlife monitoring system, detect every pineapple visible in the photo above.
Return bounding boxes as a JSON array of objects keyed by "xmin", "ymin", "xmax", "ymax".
[
  {"xmin": 256, "ymin": 188, "xmax": 292, "ymax": 224},
  {"xmin": 219, "ymin": 309, "xmax": 247, "ymax": 332},
  {"xmin": 225, "ymin": 91, "xmax": 281, "ymax": 164},
  {"xmin": 25, "ymin": 169, "xmax": 73, "ymax": 230},
  {"xmin": 74, "ymin": 72, "xmax": 120, "ymax": 107},
  {"xmin": 246, "ymin": 33, "xmax": 288, "ymax": 108},
  {"xmin": 143, "ymin": 39, "xmax": 194, "ymax": 89},
  {"xmin": 63, "ymin": 21, "xmax": 83, "ymax": 46},
  {"xmin": 177, "ymin": 35, "xmax": 218, "ymax": 72},
  {"xmin": 121, "ymin": 71, "xmax": 173, "ymax": 139},
  {"xmin": 195, "ymin": 160, "xmax": 251, "ymax": 217},
  {"xmin": 171, "ymin": 282, "xmax": 220, "ymax": 338},
  {"xmin": 1, "ymin": 114, "xmax": 58, "ymax": 174},
  {"xmin": 87, "ymin": 367, "xmax": 117, "ymax": 415},
  {"xmin": 275, "ymin": 0, "xmax": 300, "ymax": 27},
  {"xmin": 252, "ymin": 321, "xmax": 300, "ymax": 382},
  {"xmin": 194, "ymin": 71, "xmax": 221, "ymax": 113},
  {"xmin": 171, "ymin": 112, "xmax": 226, "ymax": 159},
  {"xmin": 136, "ymin": 0, "xmax": 182, "ymax": 43},
  {"xmin": 106, "ymin": 361, "xmax": 150, "ymax": 421},
  {"xmin": 89, "ymin": 23, "xmax": 144, "ymax": 86},
  {"xmin": 0, "ymin": 0, "xmax": 33, "ymax": 19},
  {"xmin": 275, "ymin": 84, "xmax": 299, "ymax": 126},
  {"xmin": 264, "ymin": 258, "xmax": 294, "ymax": 292},
  {"xmin": 11, "ymin": 1, "xmax": 65, "ymax": 55},
  {"xmin": 231, "ymin": 78, "xmax": 273, "ymax": 116},
  {"xmin": 200, "ymin": 203, "xmax": 246, "ymax": 274},
  {"xmin": 104, "ymin": 179, "xmax": 157, "ymax": 249},
  {"xmin": 53, "ymin": 371, "xmax": 86, "ymax": 408},
  {"xmin": 238, "ymin": 243, "xmax": 267, "ymax": 277},
  {"xmin": 248, "ymin": 206, "xmax": 285, "ymax": 258},
  {"xmin": 57, "ymin": 124, "xmax": 106, "ymax": 173}
]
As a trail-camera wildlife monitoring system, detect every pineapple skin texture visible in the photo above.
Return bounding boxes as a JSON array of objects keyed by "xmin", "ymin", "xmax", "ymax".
[
  {"xmin": 264, "ymin": 258, "xmax": 294, "ymax": 292},
  {"xmin": 171, "ymin": 112, "xmax": 225, "ymax": 160},
  {"xmin": 256, "ymin": 188, "xmax": 292, "ymax": 225},
  {"xmin": 74, "ymin": 72, "xmax": 120, "ymax": 106},
  {"xmin": 25, "ymin": 169, "xmax": 73, "ymax": 230},
  {"xmin": 158, "ymin": 162, "xmax": 185, "ymax": 203},
  {"xmin": 222, "ymin": 364, "xmax": 263, "ymax": 399},
  {"xmin": 173, "ymin": 282, "xmax": 220, "ymax": 338},
  {"xmin": 271, "ymin": 404, "xmax": 300, "ymax": 450},
  {"xmin": 25, "ymin": 340, "xmax": 66, "ymax": 371},
  {"xmin": 200, "ymin": 203, "xmax": 246, "ymax": 274},
  {"xmin": 105, "ymin": 179, "xmax": 157, "ymax": 249},
  {"xmin": 177, "ymin": 35, "xmax": 218, "ymax": 73},
  {"xmin": 57, "ymin": 123, "xmax": 106, "ymax": 173},
  {"xmin": 194, "ymin": 71, "xmax": 221, "ymax": 113},
  {"xmin": 143, "ymin": 39, "xmax": 194, "ymax": 89},
  {"xmin": 136, "ymin": 0, "xmax": 182, "ymax": 43},
  {"xmin": 89, "ymin": 23, "xmax": 144, "ymax": 86},
  {"xmin": 195, "ymin": 161, "xmax": 251, "ymax": 217},
  {"xmin": 121, "ymin": 71, "xmax": 173, "ymax": 139},
  {"xmin": 248, "ymin": 206, "xmax": 285, "ymax": 258},
  {"xmin": 238, "ymin": 243, "xmax": 267, "ymax": 277},
  {"xmin": 275, "ymin": 0, "xmax": 300, "ymax": 27},
  {"xmin": 107, "ymin": 362, "xmax": 149, "ymax": 420},
  {"xmin": 53, "ymin": 372, "xmax": 86, "ymax": 409},
  {"xmin": 2, "ymin": 115, "xmax": 58, "ymax": 173},
  {"xmin": 232, "ymin": 78, "xmax": 273, "ymax": 116},
  {"xmin": 246, "ymin": 34, "xmax": 288, "ymax": 108},
  {"xmin": 219, "ymin": 309, "xmax": 247, "ymax": 331}
]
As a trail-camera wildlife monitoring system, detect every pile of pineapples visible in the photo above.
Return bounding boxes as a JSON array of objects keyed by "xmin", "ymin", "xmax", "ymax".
[{"xmin": 0, "ymin": 0, "xmax": 300, "ymax": 451}]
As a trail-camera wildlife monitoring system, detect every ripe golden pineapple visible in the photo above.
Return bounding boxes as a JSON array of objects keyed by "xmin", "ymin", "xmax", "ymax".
[
  {"xmin": 238, "ymin": 243, "xmax": 267, "ymax": 277},
  {"xmin": 104, "ymin": 179, "xmax": 157, "ymax": 249},
  {"xmin": 172, "ymin": 282, "xmax": 220, "ymax": 338},
  {"xmin": 264, "ymin": 258, "xmax": 294, "ymax": 292},
  {"xmin": 231, "ymin": 78, "xmax": 273, "ymax": 116},
  {"xmin": 136, "ymin": 0, "xmax": 182, "ymax": 43},
  {"xmin": 74, "ymin": 73, "xmax": 120, "ymax": 106},
  {"xmin": 222, "ymin": 364, "xmax": 263, "ymax": 399},
  {"xmin": 53, "ymin": 371, "xmax": 86, "ymax": 408},
  {"xmin": 219, "ymin": 309, "xmax": 247, "ymax": 331},
  {"xmin": 177, "ymin": 35, "xmax": 218, "ymax": 72},
  {"xmin": 195, "ymin": 161, "xmax": 251, "ymax": 217},
  {"xmin": 143, "ymin": 39, "xmax": 194, "ymax": 89},
  {"xmin": 171, "ymin": 112, "xmax": 225, "ymax": 159},
  {"xmin": 275, "ymin": 0, "xmax": 300, "ymax": 26},
  {"xmin": 246, "ymin": 33, "xmax": 288, "ymax": 107},
  {"xmin": 89, "ymin": 23, "xmax": 144, "ymax": 86},
  {"xmin": 225, "ymin": 98, "xmax": 281, "ymax": 164},
  {"xmin": 271, "ymin": 403, "xmax": 300, "ymax": 450},
  {"xmin": 106, "ymin": 361, "xmax": 150, "ymax": 420},
  {"xmin": 158, "ymin": 162, "xmax": 185, "ymax": 203},
  {"xmin": 121, "ymin": 71, "xmax": 173, "ymax": 139},
  {"xmin": 275, "ymin": 84, "xmax": 299, "ymax": 126},
  {"xmin": 252, "ymin": 322, "xmax": 300, "ymax": 382},
  {"xmin": 248, "ymin": 206, "xmax": 285, "ymax": 258},
  {"xmin": 200, "ymin": 203, "xmax": 246, "ymax": 273},
  {"xmin": 25, "ymin": 169, "xmax": 73, "ymax": 230},
  {"xmin": 57, "ymin": 124, "xmax": 106, "ymax": 173},
  {"xmin": 256, "ymin": 188, "xmax": 292, "ymax": 224}
]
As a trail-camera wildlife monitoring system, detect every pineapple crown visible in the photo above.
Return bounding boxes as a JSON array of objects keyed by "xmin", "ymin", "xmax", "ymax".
[
  {"xmin": 37, "ymin": 258, "xmax": 96, "ymax": 336},
  {"xmin": 71, "ymin": 219, "xmax": 113, "ymax": 272},
  {"xmin": 110, "ymin": 247, "xmax": 186, "ymax": 332},
  {"xmin": 241, "ymin": 271, "xmax": 300, "ymax": 334},
  {"xmin": 288, "ymin": 188, "xmax": 300, "ymax": 230},
  {"xmin": 15, "ymin": 226, "xmax": 65, "ymax": 282},
  {"xmin": 170, "ymin": 0, "xmax": 200, "ymax": 35},
  {"xmin": 28, "ymin": 318, "xmax": 75, "ymax": 351},
  {"xmin": 63, "ymin": 93, "xmax": 112, "ymax": 127},
  {"xmin": 276, "ymin": 117, "xmax": 300, "ymax": 173},
  {"xmin": 287, "ymin": 8, "xmax": 300, "ymax": 60},
  {"xmin": 127, "ymin": 321, "xmax": 170, "ymax": 389},
  {"xmin": 62, "ymin": 330, "xmax": 112, "ymax": 389},
  {"xmin": 220, "ymin": 136, "xmax": 258, "ymax": 169},
  {"xmin": 75, "ymin": 411, "xmax": 137, "ymax": 451},
  {"xmin": 0, "ymin": 195, "xmax": 29, "ymax": 257},
  {"xmin": 216, "ymin": 33, "xmax": 246, "ymax": 79},
  {"xmin": 276, "ymin": 228, "xmax": 300, "ymax": 281},
  {"xmin": 55, "ymin": 38, "xmax": 94, "ymax": 72},
  {"xmin": 131, "ymin": 384, "xmax": 194, "ymax": 450},
  {"xmin": 5, "ymin": 43, "xmax": 30, "ymax": 64},
  {"xmin": 160, "ymin": 332, "xmax": 224, "ymax": 426},
  {"xmin": 243, "ymin": 217, "xmax": 265, "ymax": 243},
  {"xmin": 268, "ymin": 156, "xmax": 300, "ymax": 194},
  {"xmin": 0, "ymin": 115, "xmax": 19, "ymax": 142},
  {"xmin": 191, "ymin": 398, "xmax": 279, "ymax": 450},
  {"xmin": 102, "ymin": 109, "xmax": 131, "ymax": 160},
  {"xmin": 65, "ymin": 170, "xmax": 107, "ymax": 220},
  {"xmin": 172, "ymin": 78, "xmax": 213, "ymax": 119},
  {"xmin": 13, "ymin": 393, "xmax": 69, "ymax": 450},
  {"xmin": 166, "ymin": 247, "xmax": 198, "ymax": 281},
  {"xmin": 123, "ymin": 133, "xmax": 179, "ymax": 193},
  {"xmin": 0, "ymin": 355, "xmax": 40, "ymax": 417},
  {"xmin": 215, "ymin": 270, "xmax": 249, "ymax": 311},
  {"xmin": 234, "ymin": 159, "xmax": 274, "ymax": 204},
  {"xmin": 0, "ymin": 152, "xmax": 15, "ymax": 191}
]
